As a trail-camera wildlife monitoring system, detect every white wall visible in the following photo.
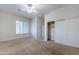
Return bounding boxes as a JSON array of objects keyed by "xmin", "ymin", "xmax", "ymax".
[
  {"xmin": 31, "ymin": 17, "xmax": 37, "ymax": 38},
  {"xmin": 42, "ymin": 18, "xmax": 44, "ymax": 39},
  {"xmin": 0, "ymin": 11, "xmax": 31, "ymax": 41},
  {"xmin": 45, "ymin": 5, "xmax": 79, "ymax": 22},
  {"xmin": 55, "ymin": 18, "xmax": 79, "ymax": 48},
  {"xmin": 45, "ymin": 5, "xmax": 79, "ymax": 48},
  {"xmin": 37, "ymin": 17, "xmax": 44, "ymax": 39},
  {"xmin": 31, "ymin": 16, "xmax": 44, "ymax": 40}
]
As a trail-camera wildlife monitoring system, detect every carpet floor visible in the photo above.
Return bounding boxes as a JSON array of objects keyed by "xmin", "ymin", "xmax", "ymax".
[{"xmin": 0, "ymin": 38, "xmax": 79, "ymax": 55}]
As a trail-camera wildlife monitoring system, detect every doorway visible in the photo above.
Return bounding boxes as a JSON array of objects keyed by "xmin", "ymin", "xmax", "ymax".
[{"xmin": 48, "ymin": 21, "xmax": 55, "ymax": 41}]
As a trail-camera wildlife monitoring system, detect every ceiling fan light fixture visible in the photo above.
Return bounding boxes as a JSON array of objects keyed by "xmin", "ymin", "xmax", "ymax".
[{"xmin": 20, "ymin": 4, "xmax": 38, "ymax": 14}]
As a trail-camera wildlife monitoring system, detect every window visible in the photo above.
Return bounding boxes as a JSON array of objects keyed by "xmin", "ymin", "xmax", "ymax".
[{"xmin": 16, "ymin": 21, "xmax": 29, "ymax": 34}]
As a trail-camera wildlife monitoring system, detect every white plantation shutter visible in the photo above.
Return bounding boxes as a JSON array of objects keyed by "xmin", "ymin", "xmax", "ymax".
[
  {"xmin": 16, "ymin": 21, "xmax": 29, "ymax": 34},
  {"xmin": 16, "ymin": 21, "xmax": 20, "ymax": 34}
]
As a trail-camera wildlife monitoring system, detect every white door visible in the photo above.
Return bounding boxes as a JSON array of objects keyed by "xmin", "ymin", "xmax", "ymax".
[{"xmin": 51, "ymin": 26, "xmax": 55, "ymax": 41}]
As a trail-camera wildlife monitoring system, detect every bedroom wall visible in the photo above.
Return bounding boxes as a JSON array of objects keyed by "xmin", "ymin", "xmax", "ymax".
[
  {"xmin": 31, "ymin": 16, "xmax": 44, "ymax": 40},
  {"xmin": 0, "ymin": 11, "xmax": 31, "ymax": 41},
  {"xmin": 45, "ymin": 5, "xmax": 79, "ymax": 48},
  {"xmin": 37, "ymin": 17, "xmax": 44, "ymax": 39},
  {"xmin": 31, "ymin": 17, "xmax": 37, "ymax": 39}
]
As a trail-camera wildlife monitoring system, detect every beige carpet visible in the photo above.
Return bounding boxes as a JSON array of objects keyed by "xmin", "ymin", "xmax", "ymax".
[{"xmin": 0, "ymin": 38, "xmax": 79, "ymax": 55}]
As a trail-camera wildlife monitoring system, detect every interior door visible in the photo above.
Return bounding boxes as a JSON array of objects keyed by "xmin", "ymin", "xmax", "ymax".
[{"xmin": 51, "ymin": 26, "xmax": 55, "ymax": 41}]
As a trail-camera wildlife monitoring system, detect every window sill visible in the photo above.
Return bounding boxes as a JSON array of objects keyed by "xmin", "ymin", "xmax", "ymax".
[{"xmin": 16, "ymin": 33, "xmax": 29, "ymax": 35}]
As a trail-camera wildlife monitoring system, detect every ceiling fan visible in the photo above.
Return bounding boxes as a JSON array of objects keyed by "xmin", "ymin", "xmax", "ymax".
[{"xmin": 18, "ymin": 4, "xmax": 38, "ymax": 14}]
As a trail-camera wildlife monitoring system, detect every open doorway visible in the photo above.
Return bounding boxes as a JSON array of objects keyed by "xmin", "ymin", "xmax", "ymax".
[{"xmin": 48, "ymin": 21, "xmax": 55, "ymax": 41}]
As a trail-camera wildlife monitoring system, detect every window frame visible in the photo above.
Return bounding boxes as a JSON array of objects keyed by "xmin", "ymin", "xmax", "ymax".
[{"xmin": 16, "ymin": 20, "xmax": 29, "ymax": 34}]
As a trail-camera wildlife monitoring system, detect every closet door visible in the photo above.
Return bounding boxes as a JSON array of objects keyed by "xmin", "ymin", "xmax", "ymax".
[{"xmin": 51, "ymin": 25, "xmax": 55, "ymax": 41}]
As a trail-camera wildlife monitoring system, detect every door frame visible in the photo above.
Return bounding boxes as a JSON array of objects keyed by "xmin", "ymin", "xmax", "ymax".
[{"xmin": 47, "ymin": 21, "xmax": 55, "ymax": 41}]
